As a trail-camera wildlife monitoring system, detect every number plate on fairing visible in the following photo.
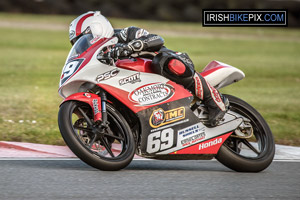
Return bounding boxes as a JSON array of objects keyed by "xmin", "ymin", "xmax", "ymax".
[
  {"xmin": 60, "ymin": 59, "xmax": 84, "ymax": 86},
  {"xmin": 137, "ymin": 97, "xmax": 201, "ymax": 155}
]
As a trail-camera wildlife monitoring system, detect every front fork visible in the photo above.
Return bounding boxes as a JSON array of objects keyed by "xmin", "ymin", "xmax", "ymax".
[{"xmin": 98, "ymin": 90, "xmax": 107, "ymax": 125}]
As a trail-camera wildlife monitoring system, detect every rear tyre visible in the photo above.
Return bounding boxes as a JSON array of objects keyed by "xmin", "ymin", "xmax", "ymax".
[
  {"xmin": 58, "ymin": 101, "xmax": 135, "ymax": 171},
  {"xmin": 216, "ymin": 95, "xmax": 275, "ymax": 172}
]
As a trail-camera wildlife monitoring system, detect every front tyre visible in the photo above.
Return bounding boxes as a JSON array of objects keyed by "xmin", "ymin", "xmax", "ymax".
[
  {"xmin": 58, "ymin": 101, "xmax": 135, "ymax": 171},
  {"xmin": 216, "ymin": 95, "xmax": 275, "ymax": 172}
]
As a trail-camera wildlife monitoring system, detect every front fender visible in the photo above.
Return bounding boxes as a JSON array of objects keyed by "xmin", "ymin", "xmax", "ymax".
[{"xmin": 60, "ymin": 92, "xmax": 102, "ymax": 122}]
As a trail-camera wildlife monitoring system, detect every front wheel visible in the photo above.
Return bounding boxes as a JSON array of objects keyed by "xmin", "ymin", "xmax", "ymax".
[
  {"xmin": 216, "ymin": 95, "xmax": 275, "ymax": 172},
  {"xmin": 58, "ymin": 101, "xmax": 135, "ymax": 171}
]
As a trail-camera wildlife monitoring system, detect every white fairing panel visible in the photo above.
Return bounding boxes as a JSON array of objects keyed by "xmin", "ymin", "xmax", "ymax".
[
  {"xmin": 60, "ymin": 64, "xmax": 170, "ymax": 98},
  {"xmin": 59, "ymin": 37, "xmax": 170, "ymax": 98},
  {"xmin": 202, "ymin": 60, "xmax": 245, "ymax": 89}
]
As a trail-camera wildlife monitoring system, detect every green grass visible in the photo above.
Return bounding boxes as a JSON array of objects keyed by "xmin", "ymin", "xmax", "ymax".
[{"xmin": 0, "ymin": 13, "xmax": 299, "ymax": 146}]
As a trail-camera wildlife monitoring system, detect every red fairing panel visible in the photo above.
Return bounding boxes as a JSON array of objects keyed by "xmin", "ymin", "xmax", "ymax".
[
  {"xmin": 98, "ymin": 80, "xmax": 193, "ymax": 113},
  {"xmin": 116, "ymin": 58, "xmax": 154, "ymax": 73},
  {"xmin": 61, "ymin": 92, "xmax": 102, "ymax": 121},
  {"xmin": 170, "ymin": 132, "xmax": 232, "ymax": 155}
]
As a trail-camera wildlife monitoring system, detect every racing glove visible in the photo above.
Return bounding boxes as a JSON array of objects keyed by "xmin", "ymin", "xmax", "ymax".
[
  {"xmin": 104, "ymin": 43, "xmax": 133, "ymax": 61},
  {"xmin": 98, "ymin": 40, "xmax": 145, "ymax": 64}
]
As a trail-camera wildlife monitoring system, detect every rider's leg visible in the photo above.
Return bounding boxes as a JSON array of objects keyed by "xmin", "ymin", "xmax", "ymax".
[
  {"xmin": 152, "ymin": 51, "xmax": 227, "ymax": 126},
  {"xmin": 189, "ymin": 72, "xmax": 227, "ymax": 126}
]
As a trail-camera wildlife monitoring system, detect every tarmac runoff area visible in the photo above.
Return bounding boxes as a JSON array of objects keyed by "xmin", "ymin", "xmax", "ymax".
[{"xmin": 0, "ymin": 141, "xmax": 299, "ymax": 161}]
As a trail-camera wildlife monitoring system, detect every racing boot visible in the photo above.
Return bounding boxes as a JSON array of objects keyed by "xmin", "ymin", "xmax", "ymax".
[
  {"xmin": 191, "ymin": 72, "xmax": 228, "ymax": 126},
  {"xmin": 205, "ymin": 92, "xmax": 229, "ymax": 126}
]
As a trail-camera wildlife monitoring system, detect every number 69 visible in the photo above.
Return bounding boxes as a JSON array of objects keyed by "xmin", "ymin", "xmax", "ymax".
[{"xmin": 146, "ymin": 128, "xmax": 174, "ymax": 154}]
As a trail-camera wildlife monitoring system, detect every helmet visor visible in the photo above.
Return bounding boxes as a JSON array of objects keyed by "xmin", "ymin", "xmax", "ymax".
[{"xmin": 70, "ymin": 26, "xmax": 92, "ymax": 45}]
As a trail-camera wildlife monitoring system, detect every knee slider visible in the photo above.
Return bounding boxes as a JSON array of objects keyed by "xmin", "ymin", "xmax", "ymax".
[
  {"xmin": 152, "ymin": 51, "xmax": 195, "ymax": 88},
  {"xmin": 167, "ymin": 59, "xmax": 186, "ymax": 75}
]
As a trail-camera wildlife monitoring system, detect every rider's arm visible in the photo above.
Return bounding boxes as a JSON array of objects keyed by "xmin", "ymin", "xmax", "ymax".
[{"xmin": 114, "ymin": 26, "xmax": 164, "ymax": 52}]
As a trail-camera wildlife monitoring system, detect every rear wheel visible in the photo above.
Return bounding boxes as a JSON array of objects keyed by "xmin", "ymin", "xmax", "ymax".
[
  {"xmin": 216, "ymin": 95, "xmax": 275, "ymax": 172},
  {"xmin": 58, "ymin": 101, "xmax": 135, "ymax": 171}
]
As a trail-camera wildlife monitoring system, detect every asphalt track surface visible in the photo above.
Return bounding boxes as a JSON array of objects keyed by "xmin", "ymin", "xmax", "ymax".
[{"xmin": 0, "ymin": 158, "xmax": 299, "ymax": 200}]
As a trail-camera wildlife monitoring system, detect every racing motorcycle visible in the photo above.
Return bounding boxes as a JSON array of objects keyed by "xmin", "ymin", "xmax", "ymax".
[{"xmin": 58, "ymin": 34, "xmax": 275, "ymax": 172}]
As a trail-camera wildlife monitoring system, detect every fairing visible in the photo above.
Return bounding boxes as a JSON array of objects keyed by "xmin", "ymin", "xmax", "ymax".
[
  {"xmin": 59, "ymin": 36, "xmax": 193, "ymax": 113},
  {"xmin": 59, "ymin": 35, "xmax": 246, "ymax": 158},
  {"xmin": 200, "ymin": 60, "xmax": 245, "ymax": 89},
  {"xmin": 136, "ymin": 97, "xmax": 243, "ymax": 157},
  {"xmin": 116, "ymin": 58, "xmax": 154, "ymax": 73}
]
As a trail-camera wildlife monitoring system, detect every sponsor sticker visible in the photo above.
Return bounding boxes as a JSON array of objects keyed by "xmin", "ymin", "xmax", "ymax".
[
  {"xmin": 129, "ymin": 83, "xmax": 174, "ymax": 106},
  {"xmin": 178, "ymin": 124, "xmax": 206, "ymax": 147},
  {"xmin": 199, "ymin": 138, "xmax": 222, "ymax": 150},
  {"xmin": 151, "ymin": 108, "xmax": 165, "ymax": 127},
  {"xmin": 96, "ymin": 68, "xmax": 120, "ymax": 82},
  {"xmin": 84, "ymin": 93, "xmax": 91, "ymax": 98},
  {"xmin": 170, "ymin": 133, "xmax": 230, "ymax": 155},
  {"xmin": 119, "ymin": 73, "xmax": 141, "ymax": 86},
  {"xmin": 90, "ymin": 36, "xmax": 101, "ymax": 44},
  {"xmin": 92, "ymin": 99, "xmax": 100, "ymax": 114},
  {"xmin": 149, "ymin": 107, "xmax": 185, "ymax": 128}
]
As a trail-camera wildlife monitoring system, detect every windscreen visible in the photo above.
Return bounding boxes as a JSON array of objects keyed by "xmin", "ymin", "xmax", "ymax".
[{"xmin": 67, "ymin": 34, "xmax": 94, "ymax": 60}]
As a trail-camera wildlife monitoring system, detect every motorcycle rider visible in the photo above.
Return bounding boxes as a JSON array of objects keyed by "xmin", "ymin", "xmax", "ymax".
[{"xmin": 69, "ymin": 11, "xmax": 227, "ymax": 126}]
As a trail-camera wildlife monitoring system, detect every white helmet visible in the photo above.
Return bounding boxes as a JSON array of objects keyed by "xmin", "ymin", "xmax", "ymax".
[{"xmin": 69, "ymin": 11, "xmax": 114, "ymax": 45}]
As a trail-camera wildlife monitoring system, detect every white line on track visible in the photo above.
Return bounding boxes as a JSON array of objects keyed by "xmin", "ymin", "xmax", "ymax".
[
  {"xmin": 272, "ymin": 159, "xmax": 300, "ymax": 162},
  {"xmin": 0, "ymin": 158, "xmax": 151, "ymax": 161},
  {"xmin": 0, "ymin": 158, "xmax": 80, "ymax": 161},
  {"xmin": 0, "ymin": 158, "xmax": 300, "ymax": 162}
]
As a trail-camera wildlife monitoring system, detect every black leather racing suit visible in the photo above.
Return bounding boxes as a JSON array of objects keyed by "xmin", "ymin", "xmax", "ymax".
[{"xmin": 112, "ymin": 26, "xmax": 226, "ymax": 126}]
